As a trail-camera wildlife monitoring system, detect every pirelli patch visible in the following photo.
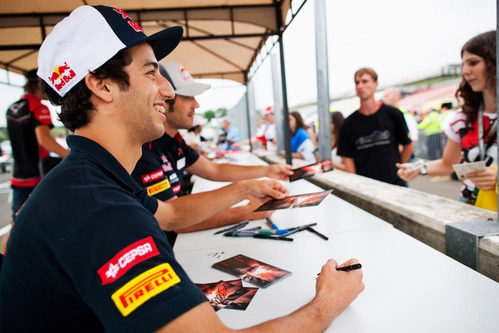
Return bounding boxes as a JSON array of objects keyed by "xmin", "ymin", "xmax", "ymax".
[
  {"xmin": 146, "ymin": 179, "xmax": 170, "ymax": 196},
  {"xmin": 112, "ymin": 263, "xmax": 181, "ymax": 317}
]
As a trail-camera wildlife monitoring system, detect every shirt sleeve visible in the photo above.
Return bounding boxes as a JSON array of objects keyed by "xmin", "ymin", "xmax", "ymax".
[
  {"xmin": 61, "ymin": 206, "xmax": 207, "ymax": 332},
  {"xmin": 392, "ymin": 108, "xmax": 412, "ymax": 146},
  {"xmin": 31, "ymin": 101, "xmax": 53, "ymax": 126},
  {"xmin": 181, "ymin": 139, "xmax": 200, "ymax": 167},
  {"xmin": 131, "ymin": 145, "xmax": 176, "ymax": 202},
  {"xmin": 442, "ymin": 110, "xmax": 464, "ymax": 143}
]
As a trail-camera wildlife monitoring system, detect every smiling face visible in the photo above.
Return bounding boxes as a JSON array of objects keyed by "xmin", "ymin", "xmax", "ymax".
[
  {"xmin": 164, "ymin": 94, "xmax": 200, "ymax": 133},
  {"xmin": 462, "ymin": 50, "xmax": 489, "ymax": 93},
  {"xmin": 115, "ymin": 43, "xmax": 174, "ymax": 144}
]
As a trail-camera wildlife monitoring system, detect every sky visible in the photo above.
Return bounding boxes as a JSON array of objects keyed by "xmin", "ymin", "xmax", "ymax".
[{"xmin": 0, "ymin": 0, "xmax": 496, "ymax": 127}]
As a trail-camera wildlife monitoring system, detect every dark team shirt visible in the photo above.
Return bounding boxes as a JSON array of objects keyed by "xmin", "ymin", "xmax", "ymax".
[
  {"xmin": 159, "ymin": 132, "xmax": 200, "ymax": 197},
  {"xmin": 6, "ymin": 94, "xmax": 53, "ymax": 187},
  {"xmin": 132, "ymin": 133, "xmax": 200, "ymax": 247},
  {"xmin": 338, "ymin": 103, "xmax": 411, "ymax": 185},
  {"xmin": 132, "ymin": 141, "xmax": 176, "ymax": 201},
  {"xmin": 0, "ymin": 135, "xmax": 207, "ymax": 332}
]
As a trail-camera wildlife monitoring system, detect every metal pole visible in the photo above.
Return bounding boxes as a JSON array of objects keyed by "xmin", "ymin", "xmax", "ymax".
[
  {"xmin": 271, "ymin": 53, "xmax": 285, "ymax": 152},
  {"xmin": 496, "ymin": 0, "xmax": 498, "ymax": 218},
  {"xmin": 278, "ymin": 33, "xmax": 292, "ymax": 165},
  {"xmin": 244, "ymin": 83, "xmax": 253, "ymax": 152},
  {"xmin": 314, "ymin": 0, "xmax": 332, "ymax": 161}
]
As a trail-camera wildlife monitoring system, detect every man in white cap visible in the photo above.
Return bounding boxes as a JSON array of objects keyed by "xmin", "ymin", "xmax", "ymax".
[
  {"xmin": 132, "ymin": 63, "xmax": 293, "ymax": 245},
  {"xmin": 0, "ymin": 6, "xmax": 363, "ymax": 332}
]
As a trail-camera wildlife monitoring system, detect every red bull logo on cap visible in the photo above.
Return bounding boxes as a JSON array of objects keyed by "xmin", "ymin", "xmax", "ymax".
[
  {"xmin": 113, "ymin": 8, "xmax": 143, "ymax": 33},
  {"xmin": 180, "ymin": 67, "xmax": 192, "ymax": 81},
  {"xmin": 48, "ymin": 62, "xmax": 76, "ymax": 92}
]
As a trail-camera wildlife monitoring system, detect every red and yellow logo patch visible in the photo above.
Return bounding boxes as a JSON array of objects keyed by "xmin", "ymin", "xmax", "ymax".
[
  {"xmin": 112, "ymin": 263, "xmax": 181, "ymax": 317},
  {"xmin": 146, "ymin": 179, "xmax": 170, "ymax": 196}
]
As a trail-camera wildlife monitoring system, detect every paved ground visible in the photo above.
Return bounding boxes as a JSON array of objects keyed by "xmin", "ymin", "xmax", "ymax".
[{"xmin": 409, "ymin": 174, "xmax": 461, "ymax": 200}]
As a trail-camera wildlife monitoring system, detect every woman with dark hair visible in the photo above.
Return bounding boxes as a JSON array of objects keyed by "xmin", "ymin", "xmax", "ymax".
[
  {"xmin": 330, "ymin": 111, "xmax": 347, "ymax": 171},
  {"xmin": 287, "ymin": 111, "xmax": 316, "ymax": 162},
  {"xmin": 397, "ymin": 31, "xmax": 497, "ymax": 210}
]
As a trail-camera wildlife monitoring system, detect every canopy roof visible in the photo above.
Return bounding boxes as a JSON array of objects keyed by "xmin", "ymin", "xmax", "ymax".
[{"xmin": 0, "ymin": 0, "xmax": 295, "ymax": 84}]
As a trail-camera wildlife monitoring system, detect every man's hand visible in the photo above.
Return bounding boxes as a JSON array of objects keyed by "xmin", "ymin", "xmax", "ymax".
[
  {"xmin": 313, "ymin": 258, "xmax": 365, "ymax": 329},
  {"xmin": 240, "ymin": 179, "xmax": 288, "ymax": 202},
  {"xmin": 266, "ymin": 164, "xmax": 293, "ymax": 180},
  {"xmin": 396, "ymin": 162, "xmax": 420, "ymax": 181},
  {"xmin": 466, "ymin": 167, "xmax": 497, "ymax": 190}
]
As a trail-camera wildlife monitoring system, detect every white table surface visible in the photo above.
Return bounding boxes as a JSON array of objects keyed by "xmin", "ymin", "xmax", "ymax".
[{"xmin": 174, "ymin": 152, "xmax": 499, "ymax": 332}]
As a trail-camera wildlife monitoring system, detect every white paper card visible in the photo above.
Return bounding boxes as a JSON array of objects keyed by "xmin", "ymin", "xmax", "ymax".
[{"xmin": 452, "ymin": 161, "xmax": 486, "ymax": 180}]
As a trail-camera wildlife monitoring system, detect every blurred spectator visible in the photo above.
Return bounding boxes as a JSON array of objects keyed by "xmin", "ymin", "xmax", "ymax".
[
  {"xmin": 418, "ymin": 107, "xmax": 444, "ymax": 159},
  {"xmin": 338, "ymin": 68, "xmax": 412, "ymax": 186},
  {"xmin": 330, "ymin": 111, "xmax": 347, "ymax": 171},
  {"xmin": 6, "ymin": 69, "xmax": 69, "ymax": 220},
  {"xmin": 286, "ymin": 111, "xmax": 316, "ymax": 163},
  {"xmin": 383, "ymin": 87, "xmax": 419, "ymax": 154},
  {"xmin": 398, "ymin": 31, "xmax": 497, "ymax": 211},
  {"xmin": 216, "ymin": 119, "xmax": 240, "ymax": 151}
]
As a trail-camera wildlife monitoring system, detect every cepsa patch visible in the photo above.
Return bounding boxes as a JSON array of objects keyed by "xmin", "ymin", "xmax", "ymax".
[
  {"xmin": 146, "ymin": 179, "xmax": 171, "ymax": 196},
  {"xmin": 141, "ymin": 169, "xmax": 164, "ymax": 184},
  {"xmin": 112, "ymin": 263, "xmax": 181, "ymax": 317},
  {"xmin": 97, "ymin": 236, "xmax": 159, "ymax": 285}
]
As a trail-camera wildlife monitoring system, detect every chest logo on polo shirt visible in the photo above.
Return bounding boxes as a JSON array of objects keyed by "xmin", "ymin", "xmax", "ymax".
[
  {"xmin": 146, "ymin": 179, "xmax": 171, "ymax": 196},
  {"xmin": 141, "ymin": 169, "xmax": 164, "ymax": 184},
  {"xmin": 97, "ymin": 236, "xmax": 159, "ymax": 285},
  {"xmin": 177, "ymin": 157, "xmax": 186, "ymax": 170},
  {"xmin": 112, "ymin": 263, "xmax": 181, "ymax": 317}
]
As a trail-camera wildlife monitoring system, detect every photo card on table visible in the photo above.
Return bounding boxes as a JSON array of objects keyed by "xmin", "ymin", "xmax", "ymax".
[
  {"xmin": 255, "ymin": 190, "xmax": 332, "ymax": 212},
  {"xmin": 212, "ymin": 254, "xmax": 291, "ymax": 288}
]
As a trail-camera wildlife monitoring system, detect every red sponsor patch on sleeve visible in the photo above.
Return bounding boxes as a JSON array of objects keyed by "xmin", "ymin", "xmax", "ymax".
[
  {"xmin": 97, "ymin": 236, "xmax": 160, "ymax": 285},
  {"xmin": 141, "ymin": 169, "xmax": 164, "ymax": 184}
]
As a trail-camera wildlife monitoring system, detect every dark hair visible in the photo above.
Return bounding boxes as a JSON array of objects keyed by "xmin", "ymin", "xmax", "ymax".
[
  {"xmin": 41, "ymin": 50, "xmax": 132, "ymax": 131},
  {"xmin": 289, "ymin": 111, "xmax": 306, "ymax": 135},
  {"xmin": 354, "ymin": 67, "xmax": 378, "ymax": 82},
  {"xmin": 331, "ymin": 111, "xmax": 345, "ymax": 148},
  {"xmin": 456, "ymin": 30, "xmax": 496, "ymax": 127},
  {"xmin": 24, "ymin": 80, "xmax": 40, "ymax": 95}
]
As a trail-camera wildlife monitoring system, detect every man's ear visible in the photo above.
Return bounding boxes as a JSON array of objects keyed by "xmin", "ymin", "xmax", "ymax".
[{"xmin": 84, "ymin": 74, "xmax": 113, "ymax": 103}]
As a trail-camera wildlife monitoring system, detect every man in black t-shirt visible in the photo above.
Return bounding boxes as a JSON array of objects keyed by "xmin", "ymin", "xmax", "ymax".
[{"xmin": 337, "ymin": 68, "xmax": 413, "ymax": 186}]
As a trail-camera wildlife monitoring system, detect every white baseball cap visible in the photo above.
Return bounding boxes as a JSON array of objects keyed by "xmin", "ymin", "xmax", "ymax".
[
  {"xmin": 38, "ymin": 5, "xmax": 183, "ymax": 97},
  {"xmin": 159, "ymin": 63, "xmax": 210, "ymax": 97}
]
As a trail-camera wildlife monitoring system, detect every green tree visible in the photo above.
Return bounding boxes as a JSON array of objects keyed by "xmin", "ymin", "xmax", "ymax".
[
  {"xmin": 216, "ymin": 107, "xmax": 227, "ymax": 118},
  {"xmin": 203, "ymin": 110, "xmax": 216, "ymax": 122}
]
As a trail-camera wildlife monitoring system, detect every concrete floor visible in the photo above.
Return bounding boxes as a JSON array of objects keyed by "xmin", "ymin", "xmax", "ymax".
[{"xmin": 409, "ymin": 174, "xmax": 461, "ymax": 201}]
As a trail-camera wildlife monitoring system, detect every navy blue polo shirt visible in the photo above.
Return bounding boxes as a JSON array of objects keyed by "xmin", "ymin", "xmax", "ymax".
[
  {"xmin": 0, "ymin": 135, "xmax": 207, "ymax": 332},
  {"xmin": 160, "ymin": 132, "xmax": 200, "ymax": 197},
  {"xmin": 132, "ymin": 141, "xmax": 177, "ymax": 202}
]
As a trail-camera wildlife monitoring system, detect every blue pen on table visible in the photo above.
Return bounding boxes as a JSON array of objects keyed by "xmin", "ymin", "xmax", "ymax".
[
  {"xmin": 266, "ymin": 217, "xmax": 279, "ymax": 230},
  {"xmin": 214, "ymin": 221, "xmax": 249, "ymax": 235}
]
